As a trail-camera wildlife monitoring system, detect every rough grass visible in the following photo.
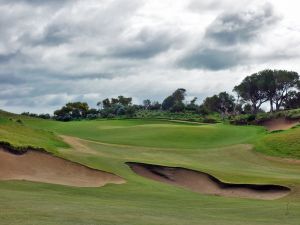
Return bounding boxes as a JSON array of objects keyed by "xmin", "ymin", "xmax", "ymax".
[
  {"xmin": 255, "ymin": 127, "xmax": 300, "ymax": 159},
  {"xmin": 1, "ymin": 111, "xmax": 300, "ymax": 225},
  {"xmin": 230, "ymin": 108, "xmax": 300, "ymax": 125},
  {"xmin": 0, "ymin": 113, "xmax": 68, "ymax": 152}
]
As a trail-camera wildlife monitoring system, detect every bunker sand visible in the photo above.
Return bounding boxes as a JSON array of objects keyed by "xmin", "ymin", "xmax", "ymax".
[
  {"xmin": 262, "ymin": 118, "xmax": 299, "ymax": 131},
  {"xmin": 0, "ymin": 148, "xmax": 125, "ymax": 187},
  {"xmin": 127, "ymin": 162, "xmax": 290, "ymax": 200}
]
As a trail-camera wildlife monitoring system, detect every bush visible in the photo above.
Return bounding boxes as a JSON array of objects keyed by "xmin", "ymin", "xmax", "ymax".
[
  {"xmin": 202, "ymin": 118, "xmax": 217, "ymax": 123},
  {"xmin": 16, "ymin": 119, "xmax": 23, "ymax": 124},
  {"xmin": 286, "ymin": 109, "xmax": 300, "ymax": 120}
]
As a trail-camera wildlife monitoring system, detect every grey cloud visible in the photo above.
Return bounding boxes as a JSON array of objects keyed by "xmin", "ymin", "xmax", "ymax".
[
  {"xmin": 188, "ymin": 0, "xmax": 227, "ymax": 12},
  {"xmin": 0, "ymin": 52, "xmax": 18, "ymax": 63},
  {"xmin": 0, "ymin": 74, "xmax": 26, "ymax": 85},
  {"xmin": 179, "ymin": 48, "xmax": 244, "ymax": 70},
  {"xmin": 188, "ymin": 0, "xmax": 249, "ymax": 12},
  {"xmin": 205, "ymin": 3, "xmax": 279, "ymax": 45},
  {"xmin": 179, "ymin": 3, "xmax": 280, "ymax": 70},
  {"xmin": 34, "ymin": 23, "xmax": 73, "ymax": 46},
  {"xmin": 0, "ymin": 0, "xmax": 73, "ymax": 6},
  {"xmin": 110, "ymin": 29, "xmax": 175, "ymax": 59}
]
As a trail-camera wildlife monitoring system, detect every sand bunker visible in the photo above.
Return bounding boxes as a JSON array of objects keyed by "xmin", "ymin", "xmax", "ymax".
[
  {"xmin": 262, "ymin": 118, "xmax": 299, "ymax": 131},
  {"xmin": 0, "ymin": 148, "xmax": 125, "ymax": 187},
  {"xmin": 127, "ymin": 162, "xmax": 290, "ymax": 200}
]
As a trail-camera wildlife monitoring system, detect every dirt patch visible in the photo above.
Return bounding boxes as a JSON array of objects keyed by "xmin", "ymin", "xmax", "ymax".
[
  {"xmin": 60, "ymin": 135, "xmax": 98, "ymax": 155},
  {"xmin": 127, "ymin": 162, "xmax": 290, "ymax": 200},
  {"xmin": 0, "ymin": 148, "xmax": 125, "ymax": 187},
  {"xmin": 262, "ymin": 118, "xmax": 299, "ymax": 131}
]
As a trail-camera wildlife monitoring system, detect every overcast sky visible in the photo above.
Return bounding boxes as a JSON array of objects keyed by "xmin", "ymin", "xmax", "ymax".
[{"xmin": 1, "ymin": 0, "xmax": 300, "ymax": 113}]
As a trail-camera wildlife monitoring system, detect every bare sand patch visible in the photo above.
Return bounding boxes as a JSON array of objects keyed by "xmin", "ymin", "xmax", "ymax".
[
  {"xmin": 60, "ymin": 135, "xmax": 98, "ymax": 154},
  {"xmin": 127, "ymin": 162, "xmax": 290, "ymax": 200},
  {"xmin": 0, "ymin": 148, "xmax": 125, "ymax": 187},
  {"xmin": 262, "ymin": 118, "xmax": 299, "ymax": 131}
]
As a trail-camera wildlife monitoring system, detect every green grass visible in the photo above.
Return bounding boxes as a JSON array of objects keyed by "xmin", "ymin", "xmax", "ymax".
[
  {"xmin": 0, "ymin": 114, "xmax": 68, "ymax": 152},
  {"xmin": 22, "ymin": 118, "xmax": 265, "ymax": 149},
  {"xmin": 255, "ymin": 127, "xmax": 300, "ymax": 159},
  {"xmin": 1, "ymin": 111, "xmax": 300, "ymax": 225}
]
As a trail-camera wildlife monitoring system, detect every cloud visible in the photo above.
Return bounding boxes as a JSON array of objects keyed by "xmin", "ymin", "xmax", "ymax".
[
  {"xmin": 0, "ymin": 0, "xmax": 300, "ymax": 113},
  {"xmin": 109, "ymin": 29, "xmax": 172, "ymax": 59},
  {"xmin": 178, "ymin": 48, "xmax": 245, "ymax": 70},
  {"xmin": 0, "ymin": 52, "xmax": 18, "ymax": 63},
  {"xmin": 179, "ymin": 2, "xmax": 281, "ymax": 70},
  {"xmin": 109, "ymin": 28, "xmax": 177, "ymax": 59},
  {"xmin": 205, "ymin": 3, "xmax": 279, "ymax": 45},
  {"xmin": 0, "ymin": 0, "xmax": 74, "ymax": 6},
  {"xmin": 188, "ymin": 0, "xmax": 249, "ymax": 12},
  {"xmin": 32, "ymin": 23, "xmax": 73, "ymax": 46}
]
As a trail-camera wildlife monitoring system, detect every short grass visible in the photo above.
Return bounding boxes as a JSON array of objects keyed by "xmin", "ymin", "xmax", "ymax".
[
  {"xmin": 1, "ymin": 111, "xmax": 300, "ymax": 225},
  {"xmin": 22, "ymin": 118, "xmax": 265, "ymax": 149}
]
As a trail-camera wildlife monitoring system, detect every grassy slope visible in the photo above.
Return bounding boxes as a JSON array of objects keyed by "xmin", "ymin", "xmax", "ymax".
[
  {"xmin": 1, "ymin": 112, "xmax": 300, "ymax": 225},
  {"xmin": 255, "ymin": 127, "xmax": 300, "ymax": 159},
  {"xmin": 0, "ymin": 111, "xmax": 68, "ymax": 152}
]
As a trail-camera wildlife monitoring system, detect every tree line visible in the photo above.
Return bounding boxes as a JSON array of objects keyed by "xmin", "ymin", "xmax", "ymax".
[{"xmin": 23, "ymin": 69, "xmax": 300, "ymax": 121}]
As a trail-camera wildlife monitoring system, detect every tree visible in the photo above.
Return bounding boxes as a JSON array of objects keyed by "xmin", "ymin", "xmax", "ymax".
[
  {"xmin": 143, "ymin": 99, "xmax": 151, "ymax": 110},
  {"xmin": 186, "ymin": 97, "xmax": 198, "ymax": 111},
  {"xmin": 201, "ymin": 92, "xmax": 235, "ymax": 116},
  {"xmin": 54, "ymin": 102, "xmax": 89, "ymax": 121},
  {"xmin": 243, "ymin": 103, "xmax": 252, "ymax": 114},
  {"xmin": 257, "ymin": 69, "xmax": 276, "ymax": 112},
  {"xmin": 98, "ymin": 95, "xmax": 135, "ymax": 118},
  {"xmin": 172, "ymin": 88, "xmax": 186, "ymax": 102},
  {"xmin": 190, "ymin": 97, "xmax": 197, "ymax": 105},
  {"xmin": 201, "ymin": 95, "xmax": 220, "ymax": 113},
  {"xmin": 218, "ymin": 92, "xmax": 235, "ymax": 115},
  {"xmin": 283, "ymin": 91, "xmax": 300, "ymax": 109},
  {"xmin": 118, "ymin": 96, "xmax": 132, "ymax": 106},
  {"xmin": 233, "ymin": 73, "xmax": 269, "ymax": 114},
  {"xmin": 170, "ymin": 102, "xmax": 185, "ymax": 112},
  {"xmin": 272, "ymin": 70, "xmax": 299, "ymax": 110},
  {"xmin": 111, "ymin": 98, "xmax": 119, "ymax": 105},
  {"xmin": 162, "ymin": 96, "xmax": 175, "ymax": 110},
  {"xmin": 65, "ymin": 102, "xmax": 89, "ymax": 117},
  {"xmin": 149, "ymin": 101, "xmax": 161, "ymax": 110},
  {"xmin": 162, "ymin": 88, "xmax": 186, "ymax": 112},
  {"xmin": 96, "ymin": 101, "xmax": 103, "ymax": 110},
  {"xmin": 234, "ymin": 69, "xmax": 300, "ymax": 113},
  {"xmin": 102, "ymin": 98, "xmax": 111, "ymax": 109}
]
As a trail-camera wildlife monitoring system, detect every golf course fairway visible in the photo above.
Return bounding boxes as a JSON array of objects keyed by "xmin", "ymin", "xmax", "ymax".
[{"xmin": 1, "ymin": 113, "xmax": 300, "ymax": 225}]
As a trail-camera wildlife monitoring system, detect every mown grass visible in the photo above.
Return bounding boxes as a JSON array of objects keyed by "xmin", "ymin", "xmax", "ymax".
[
  {"xmin": 255, "ymin": 126, "xmax": 300, "ymax": 159},
  {"xmin": 1, "ymin": 111, "xmax": 300, "ymax": 225},
  {"xmin": 22, "ymin": 118, "xmax": 265, "ymax": 149}
]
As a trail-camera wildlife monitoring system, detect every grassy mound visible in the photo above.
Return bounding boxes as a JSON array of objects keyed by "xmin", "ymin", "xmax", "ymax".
[
  {"xmin": 255, "ymin": 127, "xmax": 300, "ymax": 159},
  {"xmin": 0, "ymin": 111, "xmax": 68, "ymax": 153}
]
